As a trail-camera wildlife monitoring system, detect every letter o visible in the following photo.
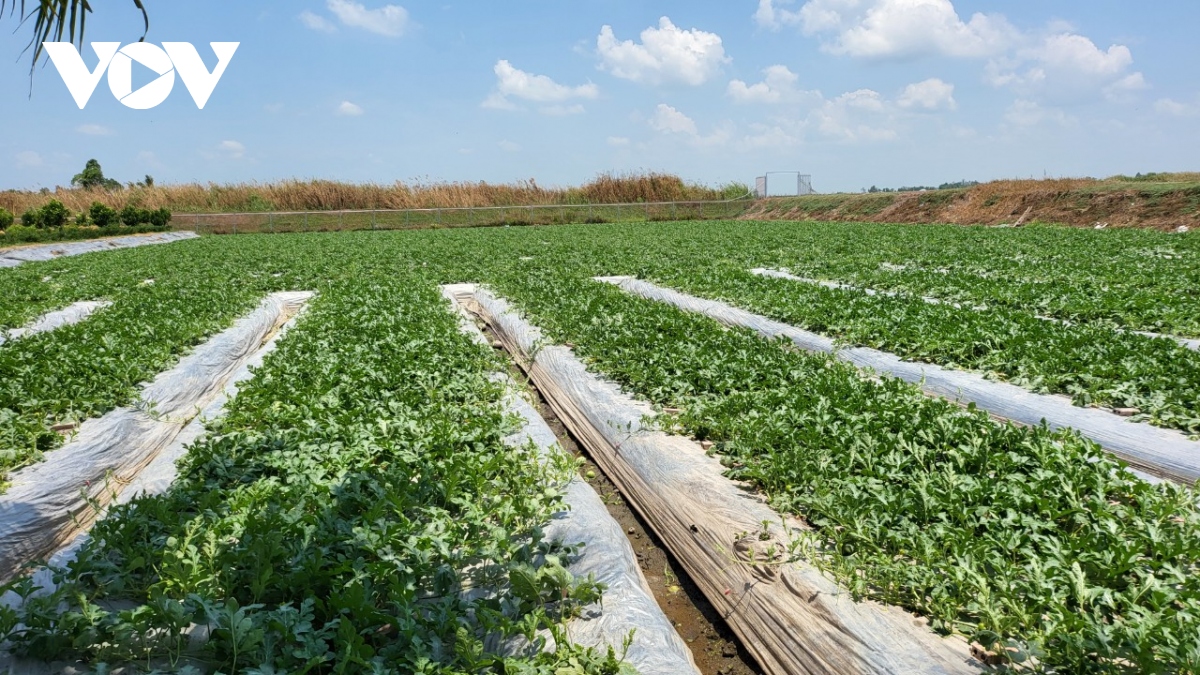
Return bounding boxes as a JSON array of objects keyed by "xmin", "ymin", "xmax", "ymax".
[{"xmin": 108, "ymin": 43, "xmax": 175, "ymax": 110}]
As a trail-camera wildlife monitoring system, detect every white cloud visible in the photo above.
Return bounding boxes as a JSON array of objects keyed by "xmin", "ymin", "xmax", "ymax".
[
  {"xmin": 1155, "ymin": 98, "xmax": 1199, "ymax": 117},
  {"xmin": 806, "ymin": 89, "xmax": 900, "ymax": 142},
  {"xmin": 794, "ymin": 0, "xmax": 1017, "ymax": 59},
  {"xmin": 540, "ymin": 104, "xmax": 586, "ymax": 116},
  {"xmin": 1003, "ymin": 99, "xmax": 1075, "ymax": 128},
  {"xmin": 727, "ymin": 65, "xmax": 807, "ymax": 104},
  {"xmin": 299, "ymin": 10, "xmax": 337, "ymax": 32},
  {"xmin": 606, "ymin": 136, "xmax": 631, "ymax": 147},
  {"xmin": 649, "ymin": 103, "xmax": 698, "ymax": 135},
  {"xmin": 326, "ymin": 0, "xmax": 409, "ymax": 37},
  {"xmin": 218, "ymin": 140, "xmax": 246, "ymax": 159},
  {"xmin": 987, "ymin": 33, "xmax": 1146, "ymax": 103},
  {"xmin": 597, "ymin": 17, "xmax": 729, "ymax": 86},
  {"xmin": 483, "ymin": 60, "xmax": 598, "ymax": 113},
  {"xmin": 496, "ymin": 61, "xmax": 599, "ymax": 102},
  {"xmin": 15, "ymin": 151, "xmax": 43, "ymax": 168},
  {"xmin": 481, "ymin": 93, "xmax": 519, "ymax": 111},
  {"xmin": 754, "ymin": 0, "xmax": 804, "ymax": 30},
  {"xmin": 337, "ymin": 101, "xmax": 365, "ymax": 116},
  {"xmin": 646, "ymin": 104, "xmax": 733, "ymax": 147},
  {"xmin": 76, "ymin": 123, "xmax": 113, "ymax": 136},
  {"xmin": 897, "ymin": 78, "xmax": 957, "ymax": 111},
  {"xmin": 497, "ymin": 140, "xmax": 521, "ymax": 152}
]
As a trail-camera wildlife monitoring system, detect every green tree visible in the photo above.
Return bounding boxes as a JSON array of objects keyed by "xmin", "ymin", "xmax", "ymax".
[
  {"xmin": 71, "ymin": 159, "xmax": 122, "ymax": 191},
  {"xmin": 1, "ymin": 1, "xmax": 149, "ymax": 71}
]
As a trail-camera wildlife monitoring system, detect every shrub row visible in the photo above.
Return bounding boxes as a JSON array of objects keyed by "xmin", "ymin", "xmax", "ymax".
[{"xmin": 8, "ymin": 201, "xmax": 171, "ymax": 231}]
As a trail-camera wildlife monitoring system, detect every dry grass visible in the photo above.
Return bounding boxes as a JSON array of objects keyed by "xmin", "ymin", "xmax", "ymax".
[{"xmin": 0, "ymin": 172, "xmax": 747, "ymax": 216}]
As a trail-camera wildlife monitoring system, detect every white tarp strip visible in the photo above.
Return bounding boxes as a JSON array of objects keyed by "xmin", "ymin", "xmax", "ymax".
[
  {"xmin": 463, "ymin": 285, "xmax": 980, "ymax": 675},
  {"xmin": 0, "ymin": 291, "xmax": 313, "ymax": 583},
  {"xmin": 751, "ymin": 268, "xmax": 1200, "ymax": 352},
  {"xmin": 601, "ymin": 276, "xmax": 1200, "ymax": 485},
  {"xmin": 0, "ymin": 232, "xmax": 198, "ymax": 269},
  {"xmin": 442, "ymin": 284, "xmax": 700, "ymax": 675},
  {"xmin": 0, "ymin": 300, "xmax": 310, "ymax": 674},
  {"xmin": 0, "ymin": 301, "xmax": 111, "ymax": 346}
]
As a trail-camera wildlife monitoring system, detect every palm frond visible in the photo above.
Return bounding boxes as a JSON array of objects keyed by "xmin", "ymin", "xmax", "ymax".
[{"xmin": 2, "ymin": 0, "xmax": 148, "ymax": 71}]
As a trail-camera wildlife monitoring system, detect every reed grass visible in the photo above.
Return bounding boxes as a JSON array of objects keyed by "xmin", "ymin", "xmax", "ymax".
[{"xmin": 0, "ymin": 172, "xmax": 750, "ymax": 216}]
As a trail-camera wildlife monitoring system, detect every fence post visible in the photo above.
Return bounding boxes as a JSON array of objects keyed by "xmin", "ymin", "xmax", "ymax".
[
  {"xmin": 339, "ymin": 210, "xmax": 344, "ymax": 230},
  {"xmin": 437, "ymin": 208, "xmax": 442, "ymax": 225},
  {"xmin": 304, "ymin": 212, "xmax": 309, "ymax": 232},
  {"xmin": 372, "ymin": 208, "xmax": 377, "ymax": 231},
  {"xmin": 269, "ymin": 212, "xmax": 275, "ymax": 234}
]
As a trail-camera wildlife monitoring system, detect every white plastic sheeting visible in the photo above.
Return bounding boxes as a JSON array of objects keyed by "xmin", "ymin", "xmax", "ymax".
[
  {"xmin": 601, "ymin": 276, "xmax": 1200, "ymax": 485},
  {"xmin": 0, "ymin": 232, "xmax": 198, "ymax": 269},
  {"xmin": 0, "ymin": 291, "xmax": 313, "ymax": 583},
  {"xmin": 460, "ymin": 285, "xmax": 980, "ymax": 675},
  {"xmin": 0, "ymin": 301, "xmax": 111, "ymax": 346},
  {"xmin": 751, "ymin": 268, "xmax": 1200, "ymax": 352},
  {"xmin": 443, "ymin": 284, "xmax": 700, "ymax": 675}
]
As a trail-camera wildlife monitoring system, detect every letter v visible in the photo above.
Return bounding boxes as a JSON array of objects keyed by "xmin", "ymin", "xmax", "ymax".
[
  {"xmin": 163, "ymin": 42, "xmax": 240, "ymax": 109},
  {"xmin": 44, "ymin": 42, "xmax": 121, "ymax": 109}
]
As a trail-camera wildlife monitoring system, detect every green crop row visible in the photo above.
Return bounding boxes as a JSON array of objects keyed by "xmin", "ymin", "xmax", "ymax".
[
  {"xmin": 646, "ymin": 266, "xmax": 1200, "ymax": 435},
  {"xmin": 739, "ymin": 221, "xmax": 1200, "ymax": 337},
  {"xmin": 1, "ymin": 245, "xmax": 632, "ymax": 673},
  {"xmin": 0, "ymin": 255, "xmax": 269, "ymax": 486},
  {"xmin": 486, "ymin": 266, "xmax": 1200, "ymax": 673},
  {"xmin": 2, "ymin": 221, "xmax": 1199, "ymax": 672}
]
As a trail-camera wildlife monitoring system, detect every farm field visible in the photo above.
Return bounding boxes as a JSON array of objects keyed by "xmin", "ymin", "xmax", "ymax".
[{"xmin": 1, "ymin": 220, "xmax": 1199, "ymax": 673}]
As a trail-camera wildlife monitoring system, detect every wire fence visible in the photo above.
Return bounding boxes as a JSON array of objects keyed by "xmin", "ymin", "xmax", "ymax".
[{"xmin": 173, "ymin": 197, "xmax": 754, "ymax": 235}]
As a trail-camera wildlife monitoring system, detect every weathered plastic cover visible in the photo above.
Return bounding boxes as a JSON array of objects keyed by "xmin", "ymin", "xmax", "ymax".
[
  {"xmin": 462, "ymin": 285, "xmax": 981, "ymax": 675},
  {"xmin": 0, "ymin": 301, "xmax": 111, "ymax": 345},
  {"xmin": 751, "ymin": 267, "xmax": 1200, "ymax": 353},
  {"xmin": 603, "ymin": 276, "xmax": 1200, "ymax": 485},
  {"xmin": 0, "ymin": 291, "xmax": 313, "ymax": 583},
  {"xmin": 0, "ymin": 231, "xmax": 198, "ymax": 268},
  {"xmin": 443, "ymin": 284, "xmax": 700, "ymax": 675}
]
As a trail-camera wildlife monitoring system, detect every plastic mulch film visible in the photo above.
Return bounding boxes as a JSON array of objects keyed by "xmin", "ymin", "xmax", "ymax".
[
  {"xmin": 603, "ymin": 275, "xmax": 1200, "ymax": 485},
  {"xmin": 0, "ymin": 232, "xmax": 199, "ymax": 268},
  {"xmin": 0, "ymin": 291, "xmax": 313, "ymax": 584},
  {"xmin": 443, "ymin": 284, "xmax": 701, "ymax": 675},
  {"xmin": 0, "ymin": 301, "xmax": 111, "ymax": 346},
  {"xmin": 751, "ymin": 268, "xmax": 1200, "ymax": 352},
  {"xmin": 455, "ymin": 284, "xmax": 981, "ymax": 675}
]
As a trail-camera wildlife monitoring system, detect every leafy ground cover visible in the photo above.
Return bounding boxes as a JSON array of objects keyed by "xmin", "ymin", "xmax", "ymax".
[
  {"xmin": 486, "ymin": 267, "xmax": 1200, "ymax": 674},
  {"xmin": 0, "ymin": 246, "xmax": 265, "ymax": 485},
  {"xmin": 648, "ymin": 266, "xmax": 1200, "ymax": 435},
  {"xmin": 1, "ymin": 247, "xmax": 632, "ymax": 673},
  {"xmin": 740, "ymin": 221, "xmax": 1200, "ymax": 336},
  {"xmin": 0, "ymin": 223, "xmax": 173, "ymax": 248},
  {"xmin": 1, "ymin": 221, "xmax": 1198, "ymax": 672}
]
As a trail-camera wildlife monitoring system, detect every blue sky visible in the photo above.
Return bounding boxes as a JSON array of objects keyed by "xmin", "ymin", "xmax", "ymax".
[{"xmin": 1, "ymin": 0, "xmax": 1198, "ymax": 193}]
